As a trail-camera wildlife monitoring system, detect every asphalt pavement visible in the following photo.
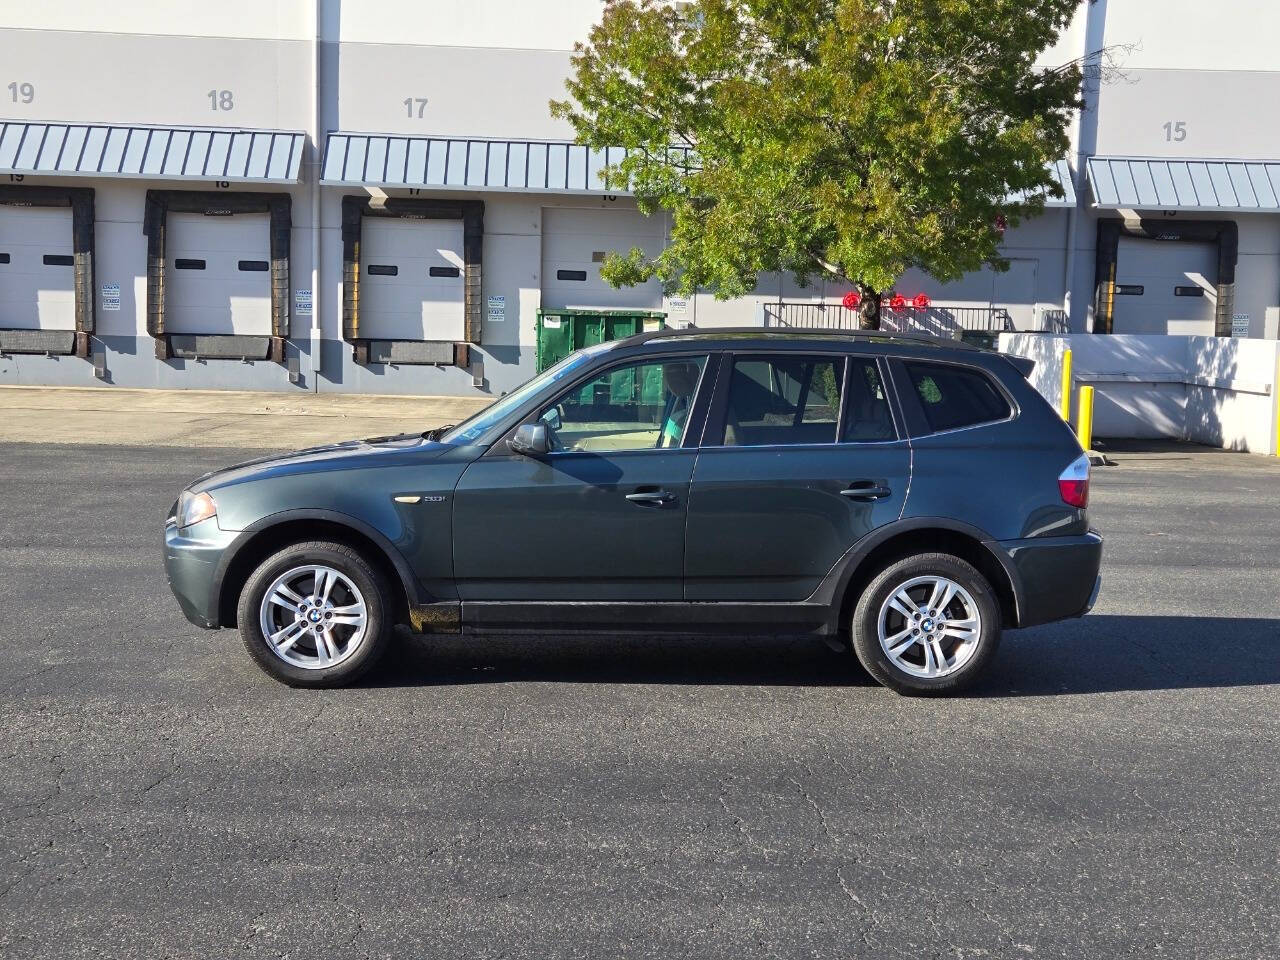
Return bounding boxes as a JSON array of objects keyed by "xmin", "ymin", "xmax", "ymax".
[{"xmin": 1, "ymin": 441, "xmax": 1277, "ymax": 959}]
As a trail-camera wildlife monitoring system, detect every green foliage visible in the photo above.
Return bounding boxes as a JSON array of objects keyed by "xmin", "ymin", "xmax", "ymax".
[
  {"xmin": 917, "ymin": 374, "xmax": 943, "ymax": 404},
  {"xmin": 552, "ymin": 0, "xmax": 1081, "ymax": 315}
]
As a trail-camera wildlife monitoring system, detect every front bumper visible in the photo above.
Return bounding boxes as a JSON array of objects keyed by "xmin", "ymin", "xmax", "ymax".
[
  {"xmin": 164, "ymin": 514, "xmax": 238, "ymax": 629},
  {"xmin": 999, "ymin": 530, "xmax": 1103, "ymax": 628}
]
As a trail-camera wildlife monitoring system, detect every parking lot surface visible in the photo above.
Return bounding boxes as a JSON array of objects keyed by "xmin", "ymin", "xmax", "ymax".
[{"xmin": 2, "ymin": 441, "xmax": 1277, "ymax": 959}]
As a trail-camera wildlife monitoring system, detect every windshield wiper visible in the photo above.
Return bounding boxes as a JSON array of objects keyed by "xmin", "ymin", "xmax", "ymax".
[{"xmin": 422, "ymin": 424, "xmax": 455, "ymax": 441}]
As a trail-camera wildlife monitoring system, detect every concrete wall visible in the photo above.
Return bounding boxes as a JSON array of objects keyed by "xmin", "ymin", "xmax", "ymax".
[
  {"xmin": 999, "ymin": 332, "xmax": 1280, "ymax": 455},
  {"xmin": 2, "ymin": 0, "xmax": 1280, "ymax": 398},
  {"xmin": 0, "ymin": 181, "xmax": 660, "ymax": 396}
]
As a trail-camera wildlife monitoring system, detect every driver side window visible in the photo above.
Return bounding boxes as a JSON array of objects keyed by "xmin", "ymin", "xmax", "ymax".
[{"xmin": 537, "ymin": 356, "xmax": 708, "ymax": 453}]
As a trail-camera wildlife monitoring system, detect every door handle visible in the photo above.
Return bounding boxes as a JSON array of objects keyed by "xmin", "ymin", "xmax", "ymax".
[
  {"xmin": 840, "ymin": 481, "xmax": 892, "ymax": 501},
  {"xmin": 626, "ymin": 489, "xmax": 676, "ymax": 506}
]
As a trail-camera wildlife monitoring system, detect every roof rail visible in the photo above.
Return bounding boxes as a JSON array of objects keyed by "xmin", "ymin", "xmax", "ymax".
[{"xmin": 616, "ymin": 325, "xmax": 986, "ymax": 350}]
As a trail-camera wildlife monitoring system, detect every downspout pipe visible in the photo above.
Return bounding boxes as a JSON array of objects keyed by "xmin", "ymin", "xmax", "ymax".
[
  {"xmin": 1076, "ymin": 0, "xmax": 1108, "ymax": 332},
  {"xmin": 308, "ymin": 0, "xmax": 322, "ymax": 389},
  {"xmin": 1062, "ymin": 182, "xmax": 1078, "ymax": 332}
]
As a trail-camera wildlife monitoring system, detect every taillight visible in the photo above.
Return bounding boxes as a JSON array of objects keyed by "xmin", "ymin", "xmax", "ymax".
[{"xmin": 1058, "ymin": 453, "xmax": 1090, "ymax": 508}]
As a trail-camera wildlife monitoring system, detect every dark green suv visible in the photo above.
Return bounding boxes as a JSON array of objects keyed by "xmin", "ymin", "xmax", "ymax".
[{"xmin": 164, "ymin": 328, "xmax": 1101, "ymax": 695}]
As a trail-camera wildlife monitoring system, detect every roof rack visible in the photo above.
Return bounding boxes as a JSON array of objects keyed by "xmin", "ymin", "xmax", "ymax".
[{"xmin": 617, "ymin": 326, "xmax": 987, "ymax": 351}]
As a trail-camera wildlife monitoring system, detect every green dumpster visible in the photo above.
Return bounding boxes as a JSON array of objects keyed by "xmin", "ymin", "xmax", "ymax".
[{"xmin": 535, "ymin": 308, "xmax": 667, "ymax": 373}]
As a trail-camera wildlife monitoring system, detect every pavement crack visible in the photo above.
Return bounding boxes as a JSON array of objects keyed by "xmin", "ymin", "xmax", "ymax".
[
  {"xmin": 836, "ymin": 865, "xmax": 868, "ymax": 912},
  {"xmin": 141, "ymin": 759, "xmax": 182, "ymax": 794},
  {"xmin": 788, "ymin": 774, "xmax": 835, "ymax": 841}
]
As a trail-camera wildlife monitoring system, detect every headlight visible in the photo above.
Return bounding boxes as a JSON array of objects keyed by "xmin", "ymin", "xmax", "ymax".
[{"xmin": 177, "ymin": 491, "xmax": 218, "ymax": 528}]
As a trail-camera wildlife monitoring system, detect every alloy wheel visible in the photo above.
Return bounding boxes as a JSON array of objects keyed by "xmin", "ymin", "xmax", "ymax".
[
  {"xmin": 876, "ymin": 575, "xmax": 982, "ymax": 679},
  {"xmin": 258, "ymin": 565, "xmax": 369, "ymax": 670}
]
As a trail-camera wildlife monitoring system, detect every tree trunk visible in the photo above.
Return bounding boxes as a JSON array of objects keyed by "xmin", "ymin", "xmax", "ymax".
[{"xmin": 857, "ymin": 287, "xmax": 881, "ymax": 330}]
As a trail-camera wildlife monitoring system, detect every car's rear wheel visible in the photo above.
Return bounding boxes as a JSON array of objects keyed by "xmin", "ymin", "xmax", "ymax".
[
  {"xmin": 236, "ymin": 541, "xmax": 392, "ymax": 688},
  {"xmin": 852, "ymin": 553, "xmax": 1001, "ymax": 695}
]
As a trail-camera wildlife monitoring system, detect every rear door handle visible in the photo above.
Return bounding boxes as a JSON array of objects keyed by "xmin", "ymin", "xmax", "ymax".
[
  {"xmin": 626, "ymin": 489, "xmax": 676, "ymax": 506},
  {"xmin": 840, "ymin": 481, "xmax": 892, "ymax": 501}
]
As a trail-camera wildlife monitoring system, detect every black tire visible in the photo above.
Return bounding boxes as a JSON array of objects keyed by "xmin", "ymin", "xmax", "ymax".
[
  {"xmin": 236, "ymin": 540, "xmax": 393, "ymax": 688},
  {"xmin": 851, "ymin": 552, "xmax": 1001, "ymax": 696}
]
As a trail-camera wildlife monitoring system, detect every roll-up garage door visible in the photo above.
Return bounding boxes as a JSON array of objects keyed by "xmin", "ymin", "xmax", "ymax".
[
  {"xmin": 165, "ymin": 212, "xmax": 272, "ymax": 335},
  {"xmin": 360, "ymin": 218, "xmax": 465, "ymax": 342},
  {"xmin": 541, "ymin": 208, "xmax": 664, "ymax": 311},
  {"xmin": 1114, "ymin": 237, "xmax": 1216, "ymax": 335},
  {"xmin": 0, "ymin": 207, "xmax": 75, "ymax": 330}
]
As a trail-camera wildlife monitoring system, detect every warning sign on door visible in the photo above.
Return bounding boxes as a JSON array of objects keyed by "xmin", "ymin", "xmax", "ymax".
[
  {"xmin": 487, "ymin": 295, "xmax": 505, "ymax": 322},
  {"xmin": 294, "ymin": 290, "xmax": 312, "ymax": 316},
  {"xmin": 100, "ymin": 283, "xmax": 121, "ymax": 311}
]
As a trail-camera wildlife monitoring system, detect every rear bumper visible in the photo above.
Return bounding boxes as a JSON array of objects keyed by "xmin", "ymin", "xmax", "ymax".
[
  {"xmin": 998, "ymin": 530, "xmax": 1103, "ymax": 628},
  {"xmin": 164, "ymin": 517, "xmax": 238, "ymax": 629}
]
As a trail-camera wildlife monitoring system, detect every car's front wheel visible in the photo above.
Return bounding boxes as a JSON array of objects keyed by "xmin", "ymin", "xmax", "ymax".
[
  {"xmin": 852, "ymin": 553, "xmax": 1001, "ymax": 695},
  {"xmin": 236, "ymin": 541, "xmax": 393, "ymax": 688}
]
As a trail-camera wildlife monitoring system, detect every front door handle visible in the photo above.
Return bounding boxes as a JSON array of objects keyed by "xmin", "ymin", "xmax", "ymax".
[
  {"xmin": 840, "ymin": 481, "xmax": 892, "ymax": 501},
  {"xmin": 626, "ymin": 489, "xmax": 676, "ymax": 506}
]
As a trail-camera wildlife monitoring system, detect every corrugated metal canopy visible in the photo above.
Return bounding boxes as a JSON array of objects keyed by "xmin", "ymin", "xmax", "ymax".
[
  {"xmin": 1088, "ymin": 156, "xmax": 1280, "ymax": 211},
  {"xmin": 321, "ymin": 132, "xmax": 686, "ymax": 193},
  {"xmin": 325, "ymin": 133, "xmax": 1074, "ymax": 208},
  {"xmin": 0, "ymin": 122, "xmax": 305, "ymax": 183},
  {"xmin": 1006, "ymin": 159, "xmax": 1075, "ymax": 208}
]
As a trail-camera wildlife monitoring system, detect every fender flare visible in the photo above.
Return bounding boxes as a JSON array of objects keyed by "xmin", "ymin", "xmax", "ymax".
[
  {"xmin": 811, "ymin": 516, "xmax": 1026, "ymax": 629},
  {"xmin": 212, "ymin": 508, "xmax": 427, "ymax": 621}
]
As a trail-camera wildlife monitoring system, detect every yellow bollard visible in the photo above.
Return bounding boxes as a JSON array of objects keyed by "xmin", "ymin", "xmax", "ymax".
[
  {"xmin": 1060, "ymin": 348, "xmax": 1073, "ymax": 421},
  {"xmin": 1076, "ymin": 385, "xmax": 1095, "ymax": 452},
  {"xmin": 1275, "ymin": 351, "xmax": 1280, "ymax": 457}
]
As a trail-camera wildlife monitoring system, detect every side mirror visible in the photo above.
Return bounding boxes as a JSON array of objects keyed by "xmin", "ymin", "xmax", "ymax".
[
  {"xmin": 541, "ymin": 405, "xmax": 563, "ymax": 432},
  {"xmin": 508, "ymin": 422, "xmax": 550, "ymax": 457}
]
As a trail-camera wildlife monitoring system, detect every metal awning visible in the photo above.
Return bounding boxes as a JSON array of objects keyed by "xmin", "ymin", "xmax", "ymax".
[
  {"xmin": 1087, "ymin": 156, "xmax": 1280, "ymax": 211},
  {"xmin": 1006, "ymin": 159, "xmax": 1075, "ymax": 208},
  {"xmin": 323, "ymin": 134, "xmax": 1076, "ymax": 208},
  {"xmin": 0, "ymin": 122, "xmax": 305, "ymax": 184},
  {"xmin": 321, "ymin": 133, "xmax": 694, "ymax": 193}
]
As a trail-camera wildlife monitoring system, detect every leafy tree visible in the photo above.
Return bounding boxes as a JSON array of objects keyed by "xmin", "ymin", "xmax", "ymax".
[{"xmin": 552, "ymin": 0, "xmax": 1083, "ymax": 327}]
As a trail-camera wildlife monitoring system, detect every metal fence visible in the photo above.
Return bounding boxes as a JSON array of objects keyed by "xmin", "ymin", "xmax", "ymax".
[{"xmin": 762, "ymin": 302, "xmax": 1021, "ymax": 337}]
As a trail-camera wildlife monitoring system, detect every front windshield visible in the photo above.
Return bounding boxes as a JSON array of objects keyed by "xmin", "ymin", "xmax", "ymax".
[{"xmin": 439, "ymin": 345, "xmax": 610, "ymax": 445}]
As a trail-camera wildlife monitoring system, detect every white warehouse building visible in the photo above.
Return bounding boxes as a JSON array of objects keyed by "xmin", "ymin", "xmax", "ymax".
[{"xmin": 0, "ymin": 0, "xmax": 1278, "ymax": 398}]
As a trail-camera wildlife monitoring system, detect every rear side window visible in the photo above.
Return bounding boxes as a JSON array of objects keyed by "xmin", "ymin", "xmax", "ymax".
[
  {"xmin": 903, "ymin": 361, "xmax": 1011, "ymax": 433},
  {"xmin": 723, "ymin": 355, "xmax": 844, "ymax": 446},
  {"xmin": 843, "ymin": 359, "xmax": 896, "ymax": 442}
]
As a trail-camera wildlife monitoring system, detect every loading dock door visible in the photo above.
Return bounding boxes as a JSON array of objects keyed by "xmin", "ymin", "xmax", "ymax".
[
  {"xmin": 541, "ymin": 208, "xmax": 664, "ymax": 311},
  {"xmin": 1114, "ymin": 237, "xmax": 1216, "ymax": 335},
  {"xmin": 360, "ymin": 218, "xmax": 465, "ymax": 342},
  {"xmin": 0, "ymin": 207, "xmax": 75, "ymax": 330},
  {"xmin": 165, "ymin": 212, "xmax": 272, "ymax": 335}
]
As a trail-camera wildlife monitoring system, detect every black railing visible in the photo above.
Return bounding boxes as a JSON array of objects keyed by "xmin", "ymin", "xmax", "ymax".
[{"xmin": 763, "ymin": 302, "xmax": 1021, "ymax": 337}]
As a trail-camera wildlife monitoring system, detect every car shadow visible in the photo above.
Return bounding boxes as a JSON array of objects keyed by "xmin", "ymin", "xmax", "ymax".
[
  {"xmin": 359, "ymin": 615, "xmax": 1280, "ymax": 696},
  {"xmin": 970, "ymin": 614, "xmax": 1280, "ymax": 697},
  {"xmin": 369, "ymin": 630, "xmax": 877, "ymax": 689}
]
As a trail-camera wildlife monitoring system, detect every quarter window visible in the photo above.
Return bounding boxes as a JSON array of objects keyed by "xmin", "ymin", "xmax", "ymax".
[
  {"xmin": 722, "ymin": 355, "xmax": 845, "ymax": 446},
  {"xmin": 903, "ymin": 361, "xmax": 1011, "ymax": 433},
  {"xmin": 538, "ymin": 356, "xmax": 707, "ymax": 453}
]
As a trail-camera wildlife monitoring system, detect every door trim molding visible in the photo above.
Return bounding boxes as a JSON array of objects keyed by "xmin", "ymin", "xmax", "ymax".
[
  {"xmin": 340, "ymin": 195, "xmax": 482, "ymax": 368},
  {"xmin": 143, "ymin": 190, "xmax": 291, "ymax": 362},
  {"xmin": 1094, "ymin": 217, "xmax": 1236, "ymax": 336},
  {"xmin": 0, "ymin": 184, "xmax": 95, "ymax": 358}
]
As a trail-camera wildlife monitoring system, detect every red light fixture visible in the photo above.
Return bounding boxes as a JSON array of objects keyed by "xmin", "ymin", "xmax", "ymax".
[
  {"xmin": 912, "ymin": 293, "xmax": 931, "ymax": 310},
  {"xmin": 888, "ymin": 293, "xmax": 906, "ymax": 309},
  {"xmin": 842, "ymin": 290, "xmax": 861, "ymax": 309}
]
